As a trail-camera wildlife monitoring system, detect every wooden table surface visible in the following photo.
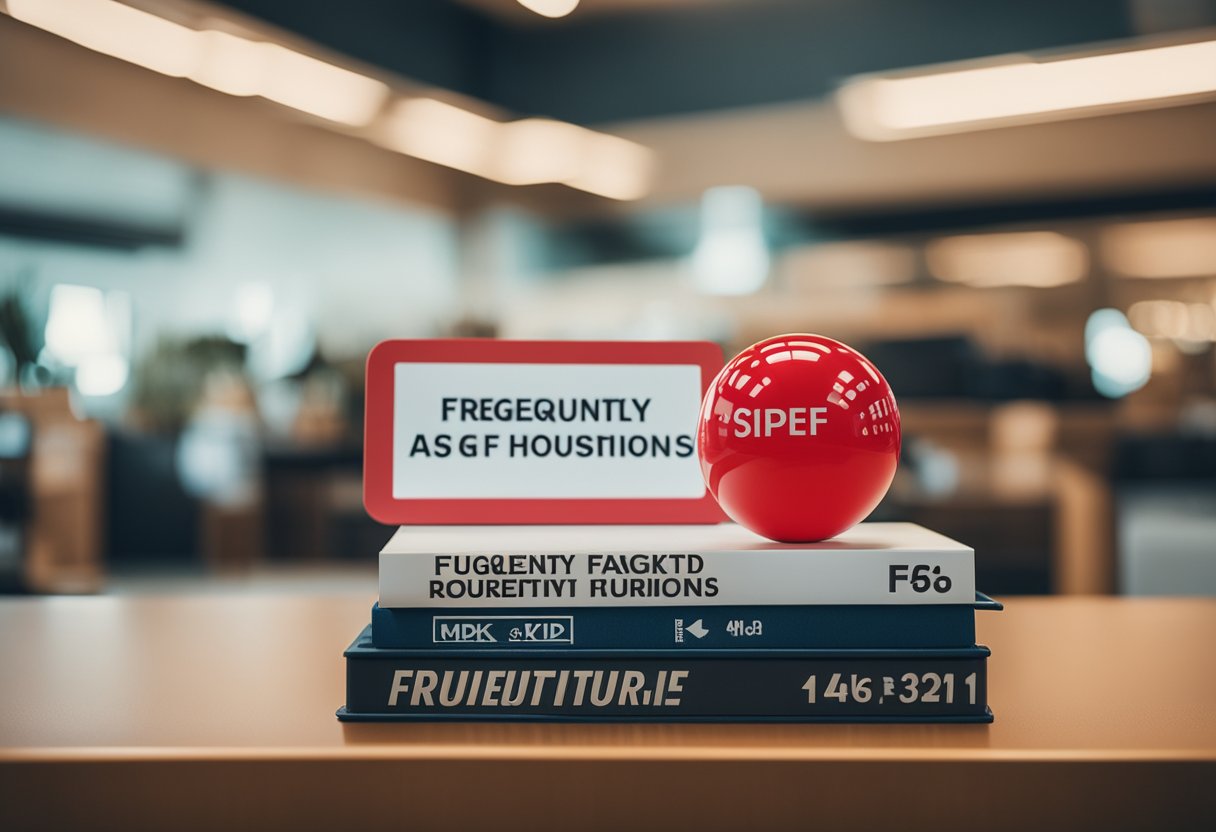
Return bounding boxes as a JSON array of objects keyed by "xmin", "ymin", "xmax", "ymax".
[{"xmin": 1, "ymin": 594, "xmax": 1213, "ymax": 831}]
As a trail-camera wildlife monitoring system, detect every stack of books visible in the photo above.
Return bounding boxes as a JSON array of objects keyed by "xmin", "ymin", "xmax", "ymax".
[{"xmin": 337, "ymin": 522, "xmax": 998, "ymax": 722}]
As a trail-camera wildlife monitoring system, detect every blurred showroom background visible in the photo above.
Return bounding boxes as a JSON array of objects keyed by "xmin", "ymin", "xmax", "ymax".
[{"xmin": 1, "ymin": 0, "xmax": 1214, "ymax": 597}]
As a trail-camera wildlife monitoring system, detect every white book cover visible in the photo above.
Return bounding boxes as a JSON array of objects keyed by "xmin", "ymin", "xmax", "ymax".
[{"xmin": 379, "ymin": 522, "xmax": 975, "ymax": 608}]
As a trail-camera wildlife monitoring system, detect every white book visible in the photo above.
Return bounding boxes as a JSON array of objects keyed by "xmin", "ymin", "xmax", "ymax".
[{"xmin": 379, "ymin": 522, "xmax": 975, "ymax": 608}]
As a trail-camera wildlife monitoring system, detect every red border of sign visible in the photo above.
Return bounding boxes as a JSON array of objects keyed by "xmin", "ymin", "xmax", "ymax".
[{"xmin": 363, "ymin": 339, "xmax": 726, "ymax": 525}]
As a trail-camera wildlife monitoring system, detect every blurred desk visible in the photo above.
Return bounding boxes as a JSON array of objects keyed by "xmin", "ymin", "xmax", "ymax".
[{"xmin": 1, "ymin": 595, "xmax": 1213, "ymax": 831}]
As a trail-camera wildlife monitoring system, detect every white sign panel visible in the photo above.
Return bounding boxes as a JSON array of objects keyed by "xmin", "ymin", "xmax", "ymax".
[{"xmin": 392, "ymin": 362, "xmax": 705, "ymax": 499}]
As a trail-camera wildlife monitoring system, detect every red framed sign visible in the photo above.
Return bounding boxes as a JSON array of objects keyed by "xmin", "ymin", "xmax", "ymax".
[{"xmin": 364, "ymin": 339, "xmax": 725, "ymax": 525}]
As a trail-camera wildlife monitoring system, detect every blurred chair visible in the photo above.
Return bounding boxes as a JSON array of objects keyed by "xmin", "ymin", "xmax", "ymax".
[
  {"xmin": 0, "ymin": 409, "xmax": 32, "ymax": 592},
  {"xmin": 0, "ymin": 388, "xmax": 104, "ymax": 593}
]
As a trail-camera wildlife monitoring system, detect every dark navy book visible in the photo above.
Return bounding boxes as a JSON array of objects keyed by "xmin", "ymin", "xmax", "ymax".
[
  {"xmin": 370, "ymin": 593, "xmax": 1000, "ymax": 650},
  {"xmin": 339, "ymin": 626, "xmax": 991, "ymax": 723}
]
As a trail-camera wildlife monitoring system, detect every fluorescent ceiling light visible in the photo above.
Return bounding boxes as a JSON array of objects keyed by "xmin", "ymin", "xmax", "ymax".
[
  {"xmin": 8, "ymin": 0, "xmax": 648, "ymax": 196},
  {"xmin": 565, "ymin": 131, "xmax": 654, "ymax": 201},
  {"xmin": 9, "ymin": 0, "xmax": 201, "ymax": 77},
  {"xmin": 780, "ymin": 241, "xmax": 915, "ymax": 290},
  {"xmin": 379, "ymin": 98, "xmax": 653, "ymax": 200},
  {"xmin": 257, "ymin": 43, "xmax": 390, "ymax": 128},
  {"xmin": 192, "ymin": 29, "xmax": 263, "ymax": 97},
  {"xmin": 1129, "ymin": 299, "xmax": 1216, "ymax": 342},
  {"xmin": 517, "ymin": 0, "xmax": 580, "ymax": 19},
  {"xmin": 926, "ymin": 231, "xmax": 1088, "ymax": 288},
  {"xmin": 838, "ymin": 37, "xmax": 1216, "ymax": 141},
  {"xmin": 8, "ymin": 0, "xmax": 389, "ymax": 126},
  {"xmin": 495, "ymin": 118, "xmax": 589, "ymax": 186},
  {"xmin": 380, "ymin": 98, "xmax": 500, "ymax": 178},
  {"xmin": 1101, "ymin": 217, "xmax": 1216, "ymax": 278}
]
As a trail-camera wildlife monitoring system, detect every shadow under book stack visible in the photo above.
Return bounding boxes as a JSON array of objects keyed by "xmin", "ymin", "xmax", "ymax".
[{"xmin": 338, "ymin": 522, "xmax": 998, "ymax": 722}]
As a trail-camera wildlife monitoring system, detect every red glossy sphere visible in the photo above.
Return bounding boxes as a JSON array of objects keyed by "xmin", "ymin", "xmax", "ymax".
[{"xmin": 697, "ymin": 334, "xmax": 900, "ymax": 542}]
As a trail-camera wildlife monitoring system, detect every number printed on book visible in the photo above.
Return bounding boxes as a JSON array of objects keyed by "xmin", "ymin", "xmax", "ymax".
[
  {"xmin": 802, "ymin": 672, "xmax": 977, "ymax": 706},
  {"xmin": 888, "ymin": 564, "xmax": 953, "ymax": 594},
  {"xmin": 725, "ymin": 619, "xmax": 764, "ymax": 637}
]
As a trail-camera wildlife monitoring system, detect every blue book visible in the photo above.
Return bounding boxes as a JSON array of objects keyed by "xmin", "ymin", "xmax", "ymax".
[
  {"xmin": 370, "ymin": 593, "xmax": 1000, "ymax": 650},
  {"xmin": 339, "ymin": 626, "xmax": 991, "ymax": 723}
]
